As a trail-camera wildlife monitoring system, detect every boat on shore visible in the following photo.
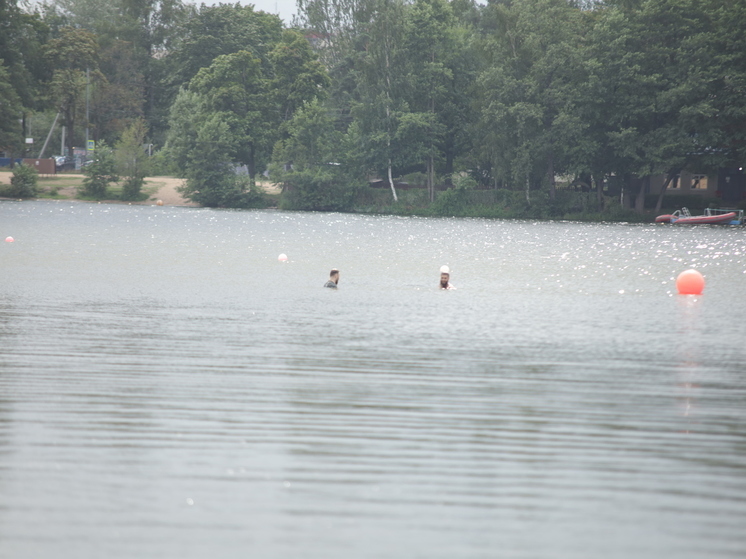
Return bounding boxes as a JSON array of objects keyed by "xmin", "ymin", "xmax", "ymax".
[{"xmin": 655, "ymin": 207, "xmax": 744, "ymax": 225}]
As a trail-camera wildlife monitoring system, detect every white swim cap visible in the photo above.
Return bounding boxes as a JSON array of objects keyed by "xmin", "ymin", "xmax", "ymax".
[{"xmin": 440, "ymin": 265, "xmax": 450, "ymax": 274}]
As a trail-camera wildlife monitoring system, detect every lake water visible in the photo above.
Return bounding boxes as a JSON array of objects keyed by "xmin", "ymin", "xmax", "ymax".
[{"xmin": 1, "ymin": 200, "xmax": 745, "ymax": 558}]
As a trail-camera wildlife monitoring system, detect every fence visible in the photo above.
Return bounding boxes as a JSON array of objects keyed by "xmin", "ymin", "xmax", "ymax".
[{"xmin": 0, "ymin": 158, "xmax": 56, "ymax": 175}]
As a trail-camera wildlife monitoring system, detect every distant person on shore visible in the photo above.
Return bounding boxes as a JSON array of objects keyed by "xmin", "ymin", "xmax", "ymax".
[
  {"xmin": 324, "ymin": 268, "xmax": 340, "ymax": 288},
  {"xmin": 439, "ymin": 265, "xmax": 454, "ymax": 290}
]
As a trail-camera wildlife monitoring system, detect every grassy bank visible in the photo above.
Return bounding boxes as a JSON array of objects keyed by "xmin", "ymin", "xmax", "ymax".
[
  {"xmin": 0, "ymin": 170, "xmax": 160, "ymax": 202},
  {"xmin": 353, "ymin": 187, "xmax": 653, "ymax": 222},
  {"xmin": 4, "ymin": 169, "xmax": 739, "ymax": 222},
  {"xmin": 0, "ymin": 170, "xmax": 279, "ymax": 206}
]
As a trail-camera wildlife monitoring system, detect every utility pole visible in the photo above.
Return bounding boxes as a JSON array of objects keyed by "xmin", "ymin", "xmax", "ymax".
[
  {"xmin": 39, "ymin": 112, "xmax": 61, "ymax": 158},
  {"xmin": 85, "ymin": 67, "xmax": 90, "ymax": 161}
]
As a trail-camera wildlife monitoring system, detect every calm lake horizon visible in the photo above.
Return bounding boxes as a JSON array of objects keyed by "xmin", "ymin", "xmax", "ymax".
[{"xmin": 2, "ymin": 200, "xmax": 745, "ymax": 558}]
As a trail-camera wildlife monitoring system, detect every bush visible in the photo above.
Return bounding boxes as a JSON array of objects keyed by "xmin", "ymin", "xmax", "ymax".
[
  {"xmin": 401, "ymin": 171, "xmax": 427, "ymax": 186},
  {"xmin": 221, "ymin": 176, "xmax": 269, "ymax": 209},
  {"xmin": 4, "ymin": 164, "xmax": 39, "ymax": 198},
  {"xmin": 279, "ymin": 169, "xmax": 361, "ymax": 211},
  {"xmin": 430, "ymin": 187, "xmax": 469, "ymax": 216},
  {"xmin": 120, "ymin": 176, "xmax": 147, "ymax": 201},
  {"xmin": 645, "ymin": 193, "xmax": 719, "ymax": 212},
  {"xmin": 180, "ymin": 166, "xmax": 268, "ymax": 208},
  {"xmin": 148, "ymin": 149, "xmax": 179, "ymax": 176},
  {"xmin": 352, "ymin": 186, "xmax": 431, "ymax": 214},
  {"xmin": 116, "ymin": 119, "xmax": 151, "ymax": 201},
  {"xmin": 351, "ymin": 184, "xmax": 658, "ymax": 222},
  {"xmin": 428, "ymin": 175, "xmax": 480, "ymax": 216},
  {"xmin": 81, "ymin": 142, "xmax": 118, "ymax": 199},
  {"xmin": 452, "ymin": 173, "xmax": 478, "ymax": 190}
]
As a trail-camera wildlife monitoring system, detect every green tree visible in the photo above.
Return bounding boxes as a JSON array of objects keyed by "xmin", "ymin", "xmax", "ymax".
[
  {"xmin": 298, "ymin": 0, "xmax": 480, "ymax": 202},
  {"xmin": 189, "ymin": 50, "xmax": 274, "ymax": 180},
  {"xmin": 401, "ymin": 0, "xmax": 453, "ymax": 200},
  {"xmin": 272, "ymin": 99, "xmax": 340, "ymax": 171},
  {"xmin": 47, "ymin": 0, "xmax": 191, "ymax": 145},
  {"xmin": 435, "ymin": 23, "xmax": 481, "ymax": 187},
  {"xmin": 115, "ymin": 118, "xmax": 150, "ymax": 200},
  {"xmin": 1, "ymin": 1, "xmax": 49, "ymax": 163},
  {"xmin": 44, "ymin": 27, "xmax": 103, "ymax": 158},
  {"xmin": 7, "ymin": 163, "xmax": 39, "ymax": 198},
  {"xmin": 81, "ymin": 140, "xmax": 118, "ymax": 199},
  {"xmin": 163, "ymin": 87, "xmax": 203, "ymax": 172},
  {"xmin": 354, "ymin": 0, "xmax": 409, "ymax": 201},
  {"xmin": 165, "ymin": 89, "xmax": 265, "ymax": 208},
  {"xmin": 585, "ymin": 0, "xmax": 724, "ymax": 212},
  {"xmin": 474, "ymin": 0, "xmax": 587, "ymax": 204},
  {"xmin": 1, "ymin": 0, "xmax": 49, "ymax": 110},
  {"xmin": 271, "ymin": 99, "xmax": 361, "ymax": 211},
  {"xmin": 116, "ymin": 0, "xmax": 191, "ymax": 142},
  {"xmin": 673, "ymin": 0, "xmax": 746, "ymax": 171},
  {"xmin": 49, "ymin": 0, "xmax": 119, "ymax": 33},
  {"xmin": 183, "ymin": 115, "xmax": 266, "ymax": 208},
  {"xmin": 176, "ymin": 112, "xmax": 234, "ymax": 207},
  {"xmin": 296, "ymin": 0, "xmax": 372, "ymax": 68},
  {"xmin": 270, "ymin": 29, "xmax": 331, "ymax": 122},
  {"xmin": 0, "ymin": 61, "xmax": 24, "ymax": 159},
  {"xmin": 165, "ymin": 3, "xmax": 282, "ymax": 89}
]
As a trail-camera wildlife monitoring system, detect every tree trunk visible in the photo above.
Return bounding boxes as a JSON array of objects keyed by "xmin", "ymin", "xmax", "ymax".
[
  {"xmin": 547, "ymin": 150, "xmax": 555, "ymax": 201},
  {"xmin": 593, "ymin": 174, "xmax": 604, "ymax": 211},
  {"xmin": 444, "ymin": 134, "xmax": 454, "ymax": 181},
  {"xmin": 384, "ymin": 30, "xmax": 397, "ymax": 203},
  {"xmin": 428, "ymin": 155, "xmax": 435, "ymax": 202},
  {"xmin": 654, "ymin": 171, "xmax": 678, "ymax": 214},
  {"xmin": 22, "ymin": 113, "xmax": 28, "ymax": 158},
  {"xmin": 388, "ymin": 160, "xmax": 397, "ymax": 202},
  {"xmin": 66, "ymin": 107, "xmax": 75, "ymax": 163},
  {"xmin": 429, "ymin": 76, "xmax": 435, "ymax": 203},
  {"xmin": 634, "ymin": 175, "xmax": 648, "ymax": 213},
  {"xmin": 248, "ymin": 144, "xmax": 256, "ymax": 179},
  {"xmin": 525, "ymin": 173, "xmax": 530, "ymax": 204}
]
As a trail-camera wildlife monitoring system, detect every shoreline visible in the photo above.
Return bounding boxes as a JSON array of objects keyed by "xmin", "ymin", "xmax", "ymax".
[
  {"xmin": 0, "ymin": 172, "xmax": 196, "ymax": 206},
  {"xmin": 4, "ymin": 171, "xmax": 739, "ymax": 223},
  {"xmin": 0, "ymin": 171, "xmax": 281, "ymax": 207}
]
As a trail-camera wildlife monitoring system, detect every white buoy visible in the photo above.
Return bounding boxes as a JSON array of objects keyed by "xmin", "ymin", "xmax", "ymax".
[{"xmin": 278, "ymin": 253, "xmax": 288, "ymax": 262}]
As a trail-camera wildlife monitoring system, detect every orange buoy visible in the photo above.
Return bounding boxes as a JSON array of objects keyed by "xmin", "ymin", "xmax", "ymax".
[
  {"xmin": 5, "ymin": 236, "xmax": 13, "ymax": 243},
  {"xmin": 676, "ymin": 269, "xmax": 705, "ymax": 295}
]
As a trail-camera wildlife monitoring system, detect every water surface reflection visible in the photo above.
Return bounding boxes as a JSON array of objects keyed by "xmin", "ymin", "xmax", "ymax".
[{"xmin": 1, "ymin": 201, "xmax": 745, "ymax": 558}]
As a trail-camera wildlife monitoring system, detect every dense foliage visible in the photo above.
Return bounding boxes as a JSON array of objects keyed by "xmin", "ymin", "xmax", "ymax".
[
  {"xmin": 81, "ymin": 140, "xmax": 118, "ymax": 199},
  {"xmin": 116, "ymin": 119, "xmax": 151, "ymax": 200},
  {"xmin": 2, "ymin": 0, "xmax": 744, "ymax": 213},
  {"xmin": 6, "ymin": 163, "xmax": 39, "ymax": 198}
]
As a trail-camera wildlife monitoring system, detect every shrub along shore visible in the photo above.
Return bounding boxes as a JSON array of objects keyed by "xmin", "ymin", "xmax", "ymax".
[{"xmin": 4, "ymin": 168, "xmax": 738, "ymax": 223}]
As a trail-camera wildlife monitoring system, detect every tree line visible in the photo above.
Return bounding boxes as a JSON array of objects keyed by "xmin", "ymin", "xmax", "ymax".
[{"xmin": 1, "ymin": 0, "xmax": 744, "ymax": 213}]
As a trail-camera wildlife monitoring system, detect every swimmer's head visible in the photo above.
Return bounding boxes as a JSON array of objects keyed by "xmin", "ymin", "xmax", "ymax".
[{"xmin": 440, "ymin": 265, "xmax": 450, "ymax": 288}]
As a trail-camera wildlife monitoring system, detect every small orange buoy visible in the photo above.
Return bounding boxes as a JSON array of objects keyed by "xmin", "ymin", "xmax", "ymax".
[
  {"xmin": 156, "ymin": 199, "xmax": 163, "ymax": 206},
  {"xmin": 5, "ymin": 236, "xmax": 13, "ymax": 243},
  {"xmin": 676, "ymin": 269, "xmax": 705, "ymax": 295}
]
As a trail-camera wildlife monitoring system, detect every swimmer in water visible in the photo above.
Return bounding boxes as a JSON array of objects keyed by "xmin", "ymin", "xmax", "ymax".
[
  {"xmin": 324, "ymin": 268, "xmax": 340, "ymax": 288},
  {"xmin": 439, "ymin": 265, "xmax": 454, "ymax": 289}
]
